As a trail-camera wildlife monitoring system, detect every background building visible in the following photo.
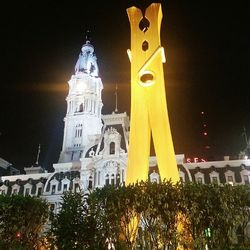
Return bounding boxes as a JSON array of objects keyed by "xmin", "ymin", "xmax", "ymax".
[{"xmin": 0, "ymin": 158, "xmax": 20, "ymax": 177}]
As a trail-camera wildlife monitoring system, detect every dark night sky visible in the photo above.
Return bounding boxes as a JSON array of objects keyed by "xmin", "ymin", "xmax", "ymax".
[{"xmin": 0, "ymin": 1, "xmax": 249, "ymax": 171}]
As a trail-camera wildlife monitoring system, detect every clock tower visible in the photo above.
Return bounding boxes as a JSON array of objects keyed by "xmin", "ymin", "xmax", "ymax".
[{"xmin": 59, "ymin": 38, "xmax": 103, "ymax": 163}]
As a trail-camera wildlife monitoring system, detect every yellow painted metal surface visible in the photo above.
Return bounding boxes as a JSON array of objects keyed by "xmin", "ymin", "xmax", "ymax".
[{"xmin": 126, "ymin": 3, "xmax": 179, "ymax": 184}]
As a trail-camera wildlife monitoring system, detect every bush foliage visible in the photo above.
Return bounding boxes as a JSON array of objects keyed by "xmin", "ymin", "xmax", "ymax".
[
  {"xmin": 0, "ymin": 182, "xmax": 249, "ymax": 249},
  {"xmin": 48, "ymin": 182, "xmax": 250, "ymax": 250},
  {"xmin": 0, "ymin": 195, "xmax": 49, "ymax": 250}
]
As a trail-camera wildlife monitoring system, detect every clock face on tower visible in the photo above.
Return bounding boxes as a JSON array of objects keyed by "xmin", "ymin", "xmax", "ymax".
[{"xmin": 76, "ymin": 81, "xmax": 85, "ymax": 92}]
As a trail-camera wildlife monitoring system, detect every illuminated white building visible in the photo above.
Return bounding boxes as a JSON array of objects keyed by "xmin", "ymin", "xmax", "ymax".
[{"xmin": 59, "ymin": 39, "xmax": 103, "ymax": 163}]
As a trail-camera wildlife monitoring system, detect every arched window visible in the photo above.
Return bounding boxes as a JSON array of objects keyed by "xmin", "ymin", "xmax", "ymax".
[
  {"xmin": 88, "ymin": 176, "xmax": 93, "ymax": 189},
  {"xmin": 116, "ymin": 173, "xmax": 120, "ymax": 185},
  {"xmin": 111, "ymin": 174, "xmax": 115, "ymax": 185},
  {"xmin": 98, "ymin": 171, "xmax": 101, "ymax": 185},
  {"xmin": 105, "ymin": 174, "xmax": 109, "ymax": 186},
  {"xmin": 110, "ymin": 142, "xmax": 115, "ymax": 155},
  {"xmin": 79, "ymin": 103, "xmax": 84, "ymax": 112},
  {"xmin": 75, "ymin": 124, "xmax": 83, "ymax": 138},
  {"xmin": 51, "ymin": 185, "xmax": 56, "ymax": 194}
]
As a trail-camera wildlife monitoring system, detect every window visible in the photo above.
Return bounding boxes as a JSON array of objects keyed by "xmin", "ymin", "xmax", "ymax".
[
  {"xmin": 74, "ymin": 183, "xmax": 80, "ymax": 192},
  {"xmin": 25, "ymin": 188, "xmax": 30, "ymax": 196},
  {"xmin": 195, "ymin": 172, "xmax": 204, "ymax": 184},
  {"xmin": 37, "ymin": 187, "xmax": 42, "ymax": 196},
  {"xmin": 197, "ymin": 177, "xmax": 203, "ymax": 184},
  {"xmin": 98, "ymin": 171, "xmax": 100, "ymax": 185},
  {"xmin": 110, "ymin": 142, "xmax": 115, "ymax": 155},
  {"xmin": 243, "ymin": 175, "xmax": 250, "ymax": 184},
  {"xmin": 75, "ymin": 124, "xmax": 83, "ymax": 138},
  {"xmin": 79, "ymin": 103, "xmax": 84, "ymax": 112},
  {"xmin": 1, "ymin": 190, "xmax": 5, "ymax": 195},
  {"xmin": 13, "ymin": 189, "xmax": 18, "ymax": 194},
  {"xmin": 116, "ymin": 173, "xmax": 120, "ymax": 185},
  {"xmin": 52, "ymin": 185, "xmax": 56, "ymax": 194},
  {"xmin": 63, "ymin": 184, "xmax": 68, "ymax": 192},
  {"xmin": 209, "ymin": 171, "xmax": 220, "ymax": 184},
  {"xmin": 88, "ymin": 176, "xmax": 93, "ymax": 189},
  {"xmin": 105, "ymin": 174, "xmax": 109, "ymax": 185},
  {"xmin": 225, "ymin": 171, "xmax": 235, "ymax": 185},
  {"xmin": 227, "ymin": 176, "xmax": 234, "ymax": 185},
  {"xmin": 111, "ymin": 174, "xmax": 115, "ymax": 185},
  {"xmin": 212, "ymin": 176, "xmax": 218, "ymax": 184}
]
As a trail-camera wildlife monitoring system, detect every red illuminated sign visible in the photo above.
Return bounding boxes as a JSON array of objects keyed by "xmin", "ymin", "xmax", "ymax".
[{"xmin": 186, "ymin": 157, "xmax": 206, "ymax": 163}]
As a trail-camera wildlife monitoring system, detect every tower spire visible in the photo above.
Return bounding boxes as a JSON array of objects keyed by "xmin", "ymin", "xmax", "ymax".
[
  {"xmin": 243, "ymin": 127, "xmax": 248, "ymax": 146},
  {"xmin": 85, "ymin": 30, "xmax": 91, "ymax": 43},
  {"xmin": 114, "ymin": 84, "xmax": 118, "ymax": 113},
  {"xmin": 35, "ymin": 144, "xmax": 41, "ymax": 165}
]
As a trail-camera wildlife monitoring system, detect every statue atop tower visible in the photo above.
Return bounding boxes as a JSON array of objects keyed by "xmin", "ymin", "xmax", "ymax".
[{"xmin": 74, "ymin": 39, "xmax": 99, "ymax": 77}]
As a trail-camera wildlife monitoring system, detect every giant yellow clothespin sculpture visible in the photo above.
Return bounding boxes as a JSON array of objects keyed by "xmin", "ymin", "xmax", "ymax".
[{"xmin": 126, "ymin": 3, "xmax": 179, "ymax": 184}]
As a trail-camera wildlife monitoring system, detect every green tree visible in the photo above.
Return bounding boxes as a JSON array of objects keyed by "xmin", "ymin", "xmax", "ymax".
[
  {"xmin": 91, "ymin": 184, "xmax": 141, "ymax": 249},
  {"xmin": 0, "ymin": 194, "xmax": 49, "ymax": 250},
  {"xmin": 137, "ymin": 180, "xmax": 181, "ymax": 250},
  {"xmin": 207, "ymin": 184, "xmax": 242, "ymax": 249},
  {"xmin": 117, "ymin": 183, "xmax": 142, "ymax": 250},
  {"xmin": 232, "ymin": 185, "xmax": 250, "ymax": 247},
  {"xmin": 87, "ymin": 185, "xmax": 125, "ymax": 249},
  {"xmin": 180, "ymin": 182, "xmax": 246, "ymax": 250},
  {"xmin": 47, "ymin": 181, "xmax": 250, "ymax": 250},
  {"xmin": 49, "ymin": 191, "xmax": 92, "ymax": 249},
  {"xmin": 180, "ymin": 182, "xmax": 208, "ymax": 249},
  {"xmin": 90, "ymin": 184, "xmax": 142, "ymax": 250}
]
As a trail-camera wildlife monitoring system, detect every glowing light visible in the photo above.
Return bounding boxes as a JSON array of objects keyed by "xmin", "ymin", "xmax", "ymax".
[
  {"xmin": 186, "ymin": 157, "xmax": 207, "ymax": 163},
  {"xmin": 205, "ymin": 228, "xmax": 211, "ymax": 238},
  {"xmin": 203, "ymin": 132, "xmax": 208, "ymax": 136}
]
